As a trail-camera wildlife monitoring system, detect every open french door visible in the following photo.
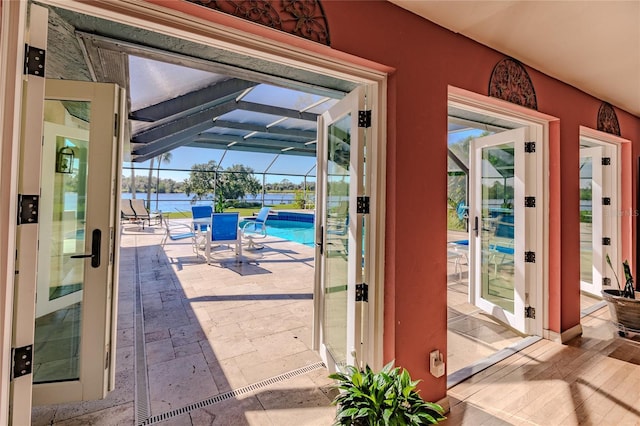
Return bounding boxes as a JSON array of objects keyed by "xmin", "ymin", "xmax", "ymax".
[
  {"xmin": 580, "ymin": 140, "xmax": 619, "ymax": 297},
  {"xmin": 10, "ymin": 5, "xmax": 124, "ymax": 423},
  {"xmin": 314, "ymin": 86, "xmax": 369, "ymax": 372},
  {"xmin": 470, "ymin": 127, "xmax": 531, "ymax": 334}
]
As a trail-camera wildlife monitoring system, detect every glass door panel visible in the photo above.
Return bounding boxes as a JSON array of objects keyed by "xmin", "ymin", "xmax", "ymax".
[
  {"xmin": 323, "ymin": 114, "xmax": 351, "ymax": 368},
  {"xmin": 579, "ymin": 146, "xmax": 604, "ymax": 296},
  {"xmin": 34, "ymin": 117, "xmax": 90, "ymax": 383},
  {"xmin": 316, "ymin": 86, "xmax": 367, "ymax": 372},
  {"xmin": 471, "ymin": 128, "xmax": 526, "ymax": 333},
  {"xmin": 479, "ymin": 143, "xmax": 515, "ymax": 313}
]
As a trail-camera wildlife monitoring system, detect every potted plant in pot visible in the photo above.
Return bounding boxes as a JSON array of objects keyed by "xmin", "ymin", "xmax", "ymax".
[
  {"xmin": 329, "ymin": 361, "xmax": 446, "ymax": 425},
  {"xmin": 602, "ymin": 254, "xmax": 640, "ymax": 335}
]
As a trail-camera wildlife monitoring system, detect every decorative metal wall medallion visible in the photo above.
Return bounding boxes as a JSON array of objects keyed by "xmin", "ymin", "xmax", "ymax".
[
  {"xmin": 489, "ymin": 58, "xmax": 538, "ymax": 110},
  {"xmin": 186, "ymin": 0, "xmax": 330, "ymax": 45},
  {"xmin": 597, "ymin": 102, "xmax": 621, "ymax": 136}
]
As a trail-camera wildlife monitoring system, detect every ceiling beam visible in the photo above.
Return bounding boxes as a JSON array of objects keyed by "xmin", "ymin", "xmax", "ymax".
[
  {"xmin": 131, "ymin": 99, "xmax": 319, "ymax": 147},
  {"xmin": 209, "ymin": 120, "xmax": 316, "ymax": 139},
  {"xmin": 129, "ymin": 79, "xmax": 258, "ymax": 122}
]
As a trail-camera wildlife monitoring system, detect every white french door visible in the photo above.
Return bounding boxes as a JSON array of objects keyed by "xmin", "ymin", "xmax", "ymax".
[
  {"xmin": 470, "ymin": 128, "xmax": 529, "ymax": 333},
  {"xmin": 315, "ymin": 86, "xmax": 369, "ymax": 372},
  {"xmin": 580, "ymin": 140, "xmax": 619, "ymax": 297},
  {"xmin": 10, "ymin": 5, "xmax": 124, "ymax": 422}
]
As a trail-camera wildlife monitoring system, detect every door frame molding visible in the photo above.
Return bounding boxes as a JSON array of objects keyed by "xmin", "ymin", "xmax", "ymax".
[
  {"xmin": 580, "ymin": 126, "xmax": 633, "ymax": 277},
  {"xmin": 448, "ymin": 85, "xmax": 556, "ymax": 337},
  {"xmin": 1, "ymin": 0, "xmax": 389, "ymax": 419},
  {"xmin": 0, "ymin": 3, "xmax": 29, "ymax": 424}
]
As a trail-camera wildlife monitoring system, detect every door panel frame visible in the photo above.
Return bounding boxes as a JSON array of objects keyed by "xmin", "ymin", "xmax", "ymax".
[
  {"xmin": 316, "ymin": 86, "xmax": 367, "ymax": 372},
  {"xmin": 580, "ymin": 126, "xmax": 632, "ymax": 294},
  {"xmin": 449, "ymin": 86, "xmax": 552, "ymax": 337},
  {"xmin": 579, "ymin": 146, "xmax": 604, "ymax": 295},
  {"xmin": 31, "ymin": 79, "xmax": 122, "ymax": 405},
  {"xmin": 470, "ymin": 128, "xmax": 527, "ymax": 332}
]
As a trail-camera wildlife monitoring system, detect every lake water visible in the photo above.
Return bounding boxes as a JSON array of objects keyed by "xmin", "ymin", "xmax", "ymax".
[{"xmin": 121, "ymin": 192, "xmax": 300, "ymax": 213}]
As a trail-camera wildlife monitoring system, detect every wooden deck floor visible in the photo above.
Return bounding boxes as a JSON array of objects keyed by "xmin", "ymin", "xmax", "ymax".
[{"xmin": 443, "ymin": 306, "xmax": 640, "ymax": 425}]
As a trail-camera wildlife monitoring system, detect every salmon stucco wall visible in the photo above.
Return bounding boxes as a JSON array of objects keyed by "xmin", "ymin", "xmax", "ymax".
[{"xmin": 144, "ymin": 0, "xmax": 640, "ymax": 403}]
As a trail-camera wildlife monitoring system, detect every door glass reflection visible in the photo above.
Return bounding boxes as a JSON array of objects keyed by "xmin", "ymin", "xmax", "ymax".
[
  {"xmin": 34, "ymin": 99, "xmax": 90, "ymax": 383},
  {"xmin": 480, "ymin": 142, "xmax": 515, "ymax": 313},
  {"xmin": 323, "ymin": 113, "xmax": 351, "ymax": 368}
]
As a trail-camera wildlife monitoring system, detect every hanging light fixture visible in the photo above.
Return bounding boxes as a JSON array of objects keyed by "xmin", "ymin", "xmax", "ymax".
[{"xmin": 56, "ymin": 147, "xmax": 75, "ymax": 174}]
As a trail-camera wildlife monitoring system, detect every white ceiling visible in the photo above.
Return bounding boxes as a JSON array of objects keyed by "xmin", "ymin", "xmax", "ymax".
[{"xmin": 388, "ymin": 0, "xmax": 640, "ymax": 117}]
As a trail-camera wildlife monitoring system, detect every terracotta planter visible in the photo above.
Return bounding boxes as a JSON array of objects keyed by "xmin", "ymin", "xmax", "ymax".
[{"xmin": 602, "ymin": 289, "xmax": 640, "ymax": 334}]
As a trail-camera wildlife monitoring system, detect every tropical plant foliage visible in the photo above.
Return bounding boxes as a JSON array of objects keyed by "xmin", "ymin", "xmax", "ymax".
[
  {"xmin": 329, "ymin": 361, "xmax": 445, "ymax": 426},
  {"xmin": 606, "ymin": 254, "xmax": 636, "ymax": 298},
  {"xmin": 183, "ymin": 160, "xmax": 261, "ymax": 206}
]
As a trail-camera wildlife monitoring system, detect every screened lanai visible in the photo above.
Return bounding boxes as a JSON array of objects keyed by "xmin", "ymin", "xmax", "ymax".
[{"xmin": 45, "ymin": 4, "xmax": 357, "ymax": 187}]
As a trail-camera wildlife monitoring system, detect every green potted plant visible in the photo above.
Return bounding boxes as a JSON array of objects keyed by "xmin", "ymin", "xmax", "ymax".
[
  {"xmin": 329, "ymin": 361, "xmax": 445, "ymax": 425},
  {"xmin": 603, "ymin": 254, "xmax": 640, "ymax": 335}
]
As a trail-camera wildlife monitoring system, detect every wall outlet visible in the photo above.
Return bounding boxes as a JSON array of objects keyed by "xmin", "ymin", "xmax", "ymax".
[{"xmin": 429, "ymin": 350, "xmax": 445, "ymax": 378}]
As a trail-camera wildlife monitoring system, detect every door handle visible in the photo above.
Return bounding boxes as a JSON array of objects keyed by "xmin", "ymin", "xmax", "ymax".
[
  {"xmin": 70, "ymin": 229, "xmax": 101, "ymax": 268},
  {"xmin": 473, "ymin": 216, "xmax": 479, "ymax": 237},
  {"xmin": 316, "ymin": 225, "xmax": 323, "ymax": 255}
]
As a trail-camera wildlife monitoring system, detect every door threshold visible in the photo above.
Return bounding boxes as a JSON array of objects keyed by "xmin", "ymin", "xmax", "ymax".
[
  {"xmin": 447, "ymin": 335, "xmax": 542, "ymax": 389},
  {"xmin": 581, "ymin": 300, "xmax": 607, "ymax": 318}
]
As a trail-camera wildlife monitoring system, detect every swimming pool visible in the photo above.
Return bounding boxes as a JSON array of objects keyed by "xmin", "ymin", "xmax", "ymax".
[{"xmin": 240, "ymin": 218, "xmax": 315, "ymax": 247}]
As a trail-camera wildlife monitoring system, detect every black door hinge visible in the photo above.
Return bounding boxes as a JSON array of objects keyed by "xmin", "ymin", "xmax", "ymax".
[
  {"xmin": 602, "ymin": 157, "xmax": 611, "ymax": 166},
  {"xmin": 524, "ymin": 251, "xmax": 536, "ymax": 263},
  {"xmin": 524, "ymin": 141, "xmax": 536, "ymax": 153},
  {"xmin": 358, "ymin": 110, "xmax": 371, "ymax": 128},
  {"xmin": 24, "ymin": 44, "xmax": 45, "ymax": 76},
  {"xmin": 524, "ymin": 196, "xmax": 536, "ymax": 208},
  {"xmin": 17, "ymin": 194, "xmax": 39, "ymax": 225},
  {"xmin": 602, "ymin": 197, "xmax": 611, "ymax": 206},
  {"xmin": 603, "ymin": 277, "xmax": 612, "ymax": 286},
  {"xmin": 356, "ymin": 283, "xmax": 369, "ymax": 302},
  {"xmin": 525, "ymin": 306, "xmax": 536, "ymax": 319},
  {"xmin": 357, "ymin": 196, "xmax": 370, "ymax": 214},
  {"xmin": 602, "ymin": 237, "xmax": 611, "ymax": 246},
  {"xmin": 11, "ymin": 345, "xmax": 33, "ymax": 380}
]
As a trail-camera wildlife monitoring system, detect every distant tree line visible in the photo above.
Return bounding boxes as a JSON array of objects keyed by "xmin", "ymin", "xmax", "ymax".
[{"xmin": 121, "ymin": 173, "xmax": 315, "ymax": 194}]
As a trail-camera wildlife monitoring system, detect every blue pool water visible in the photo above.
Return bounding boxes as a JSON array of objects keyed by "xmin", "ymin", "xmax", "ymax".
[{"xmin": 241, "ymin": 219, "xmax": 315, "ymax": 247}]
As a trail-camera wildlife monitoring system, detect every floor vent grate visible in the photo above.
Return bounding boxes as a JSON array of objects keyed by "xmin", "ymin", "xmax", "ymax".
[
  {"xmin": 133, "ymin": 241, "xmax": 152, "ymax": 425},
  {"xmin": 138, "ymin": 361, "xmax": 326, "ymax": 425}
]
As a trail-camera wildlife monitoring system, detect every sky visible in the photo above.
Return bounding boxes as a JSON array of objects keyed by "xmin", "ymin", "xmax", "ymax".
[{"xmin": 123, "ymin": 146, "xmax": 317, "ymax": 185}]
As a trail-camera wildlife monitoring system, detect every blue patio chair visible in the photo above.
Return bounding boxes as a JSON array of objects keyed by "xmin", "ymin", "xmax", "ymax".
[
  {"xmin": 191, "ymin": 205, "xmax": 212, "ymax": 233},
  {"xmin": 206, "ymin": 212, "xmax": 242, "ymax": 263},
  {"xmin": 160, "ymin": 216, "xmax": 201, "ymax": 258},
  {"xmin": 241, "ymin": 207, "xmax": 271, "ymax": 250}
]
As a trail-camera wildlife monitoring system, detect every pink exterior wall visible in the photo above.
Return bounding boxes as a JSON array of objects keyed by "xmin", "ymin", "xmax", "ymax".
[{"xmin": 145, "ymin": 0, "xmax": 640, "ymax": 402}]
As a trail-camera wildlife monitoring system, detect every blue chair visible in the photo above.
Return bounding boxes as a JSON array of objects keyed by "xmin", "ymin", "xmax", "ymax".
[
  {"xmin": 241, "ymin": 207, "xmax": 271, "ymax": 250},
  {"xmin": 191, "ymin": 205, "xmax": 212, "ymax": 233},
  {"xmin": 206, "ymin": 212, "xmax": 242, "ymax": 263}
]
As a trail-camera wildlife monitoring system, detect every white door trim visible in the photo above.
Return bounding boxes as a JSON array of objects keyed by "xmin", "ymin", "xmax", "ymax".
[
  {"xmin": 0, "ymin": 2, "xmax": 29, "ymax": 425},
  {"xmin": 449, "ymin": 85, "xmax": 552, "ymax": 337}
]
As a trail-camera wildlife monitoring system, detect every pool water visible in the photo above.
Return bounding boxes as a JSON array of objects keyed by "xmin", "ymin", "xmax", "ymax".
[{"xmin": 241, "ymin": 219, "xmax": 315, "ymax": 247}]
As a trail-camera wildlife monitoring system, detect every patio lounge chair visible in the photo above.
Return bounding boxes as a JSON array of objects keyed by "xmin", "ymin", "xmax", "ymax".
[
  {"xmin": 121, "ymin": 199, "xmax": 138, "ymax": 224},
  {"xmin": 206, "ymin": 212, "xmax": 242, "ymax": 263},
  {"xmin": 129, "ymin": 198, "xmax": 161, "ymax": 229},
  {"xmin": 241, "ymin": 207, "xmax": 271, "ymax": 250}
]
